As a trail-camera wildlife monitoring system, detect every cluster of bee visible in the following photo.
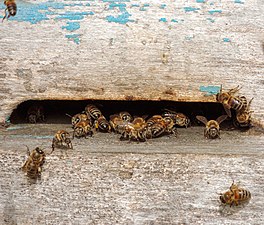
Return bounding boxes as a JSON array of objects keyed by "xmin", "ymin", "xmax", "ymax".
[
  {"xmin": 2, "ymin": 0, "xmax": 17, "ymax": 22},
  {"xmin": 217, "ymin": 85, "xmax": 254, "ymax": 129}
]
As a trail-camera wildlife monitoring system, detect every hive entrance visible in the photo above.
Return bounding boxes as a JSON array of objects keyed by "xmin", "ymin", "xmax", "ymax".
[{"xmin": 10, "ymin": 100, "xmax": 229, "ymax": 126}]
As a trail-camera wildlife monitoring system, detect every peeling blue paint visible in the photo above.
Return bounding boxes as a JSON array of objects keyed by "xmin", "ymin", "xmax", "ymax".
[
  {"xmin": 56, "ymin": 11, "xmax": 92, "ymax": 20},
  {"xmin": 109, "ymin": 3, "xmax": 127, "ymax": 11},
  {"xmin": 234, "ymin": 0, "xmax": 244, "ymax": 3},
  {"xmin": 184, "ymin": 7, "xmax": 200, "ymax": 12},
  {"xmin": 62, "ymin": 22, "xmax": 80, "ymax": 31},
  {"xmin": 106, "ymin": 12, "xmax": 133, "ymax": 24},
  {"xmin": 65, "ymin": 34, "xmax": 81, "ymax": 44},
  {"xmin": 160, "ymin": 4, "xmax": 167, "ymax": 9},
  {"xmin": 199, "ymin": 86, "xmax": 220, "ymax": 96},
  {"xmin": 196, "ymin": 0, "xmax": 206, "ymax": 3},
  {"xmin": 131, "ymin": 4, "xmax": 140, "ymax": 7},
  {"xmin": 208, "ymin": 9, "xmax": 222, "ymax": 15},
  {"xmin": 206, "ymin": 18, "xmax": 215, "ymax": 23},
  {"xmin": 223, "ymin": 38, "xmax": 231, "ymax": 42},
  {"xmin": 171, "ymin": 19, "xmax": 178, "ymax": 23},
  {"xmin": 159, "ymin": 18, "xmax": 167, "ymax": 22}
]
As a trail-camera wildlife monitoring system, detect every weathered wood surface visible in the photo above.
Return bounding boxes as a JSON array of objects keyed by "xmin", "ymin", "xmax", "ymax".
[
  {"xmin": 0, "ymin": 124, "xmax": 263, "ymax": 224},
  {"xmin": 0, "ymin": 0, "xmax": 264, "ymax": 125}
]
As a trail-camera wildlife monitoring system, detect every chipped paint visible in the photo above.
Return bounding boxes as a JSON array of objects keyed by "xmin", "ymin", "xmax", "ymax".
[
  {"xmin": 171, "ymin": 19, "xmax": 178, "ymax": 23},
  {"xmin": 206, "ymin": 18, "xmax": 215, "ymax": 23},
  {"xmin": 160, "ymin": 4, "xmax": 167, "ymax": 9},
  {"xmin": 184, "ymin": 7, "xmax": 200, "ymax": 12},
  {"xmin": 65, "ymin": 34, "xmax": 81, "ymax": 44},
  {"xmin": 196, "ymin": 0, "xmax": 206, "ymax": 3},
  {"xmin": 62, "ymin": 22, "xmax": 80, "ymax": 31},
  {"xmin": 159, "ymin": 18, "xmax": 167, "ymax": 22},
  {"xmin": 223, "ymin": 38, "xmax": 231, "ymax": 42},
  {"xmin": 208, "ymin": 9, "xmax": 222, "ymax": 15},
  {"xmin": 199, "ymin": 86, "xmax": 221, "ymax": 96},
  {"xmin": 234, "ymin": 0, "xmax": 244, "ymax": 4}
]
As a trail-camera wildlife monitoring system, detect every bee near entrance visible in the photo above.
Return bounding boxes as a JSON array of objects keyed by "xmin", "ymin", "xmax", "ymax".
[{"xmin": 9, "ymin": 99, "xmax": 240, "ymax": 130}]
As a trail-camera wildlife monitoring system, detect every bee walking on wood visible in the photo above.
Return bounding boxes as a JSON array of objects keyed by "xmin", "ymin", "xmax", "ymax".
[
  {"xmin": 109, "ymin": 114, "xmax": 127, "ymax": 134},
  {"xmin": 216, "ymin": 85, "xmax": 248, "ymax": 117},
  {"xmin": 94, "ymin": 115, "xmax": 111, "ymax": 132},
  {"xmin": 21, "ymin": 146, "xmax": 49, "ymax": 179},
  {"xmin": 196, "ymin": 115, "xmax": 228, "ymax": 139},
  {"xmin": 73, "ymin": 120, "xmax": 93, "ymax": 139},
  {"xmin": 52, "ymin": 130, "xmax": 73, "ymax": 152},
  {"xmin": 2, "ymin": 0, "xmax": 17, "ymax": 22},
  {"xmin": 219, "ymin": 181, "xmax": 251, "ymax": 207},
  {"xmin": 163, "ymin": 109, "xmax": 190, "ymax": 128},
  {"xmin": 233, "ymin": 98, "xmax": 254, "ymax": 128},
  {"xmin": 66, "ymin": 113, "xmax": 91, "ymax": 129}
]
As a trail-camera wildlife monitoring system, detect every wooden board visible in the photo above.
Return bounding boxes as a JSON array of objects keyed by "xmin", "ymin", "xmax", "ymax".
[{"xmin": 0, "ymin": 0, "xmax": 263, "ymax": 126}]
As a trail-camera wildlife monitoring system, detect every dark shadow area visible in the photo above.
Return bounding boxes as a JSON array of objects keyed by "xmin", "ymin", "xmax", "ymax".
[{"xmin": 10, "ymin": 100, "xmax": 234, "ymax": 128}]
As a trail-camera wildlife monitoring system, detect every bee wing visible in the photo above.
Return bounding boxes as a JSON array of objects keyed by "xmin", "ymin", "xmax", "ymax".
[
  {"xmin": 216, "ymin": 115, "xmax": 228, "ymax": 124},
  {"xmin": 196, "ymin": 116, "xmax": 208, "ymax": 125}
]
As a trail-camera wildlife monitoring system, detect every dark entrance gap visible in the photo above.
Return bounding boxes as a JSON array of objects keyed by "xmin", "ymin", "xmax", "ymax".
[{"xmin": 10, "ymin": 100, "xmax": 233, "ymax": 128}]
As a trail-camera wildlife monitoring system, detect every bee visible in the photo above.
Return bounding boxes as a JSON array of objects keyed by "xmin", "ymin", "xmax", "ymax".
[
  {"xmin": 233, "ymin": 98, "xmax": 254, "ymax": 128},
  {"xmin": 66, "ymin": 113, "xmax": 91, "ymax": 128},
  {"xmin": 163, "ymin": 109, "xmax": 190, "ymax": 128},
  {"xmin": 163, "ymin": 117, "xmax": 177, "ymax": 136},
  {"xmin": 27, "ymin": 104, "xmax": 45, "ymax": 123},
  {"xmin": 94, "ymin": 115, "xmax": 111, "ymax": 132},
  {"xmin": 109, "ymin": 114, "xmax": 127, "ymax": 134},
  {"xmin": 85, "ymin": 104, "xmax": 102, "ymax": 120},
  {"xmin": 21, "ymin": 146, "xmax": 47, "ymax": 179},
  {"xmin": 2, "ymin": 0, "xmax": 17, "ymax": 22},
  {"xmin": 146, "ymin": 115, "xmax": 163, "ymax": 127},
  {"xmin": 119, "ymin": 111, "xmax": 133, "ymax": 122},
  {"xmin": 120, "ymin": 117, "xmax": 147, "ymax": 142},
  {"xmin": 219, "ymin": 181, "xmax": 251, "ymax": 207},
  {"xmin": 52, "ymin": 130, "xmax": 73, "ymax": 152},
  {"xmin": 73, "ymin": 120, "xmax": 93, "ymax": 138},
  {"xmin": 216, "ymin": 85, "xmax": 248, "ymax": 117},
  {"xmin": 196, "ymin": 115, "xmax": 228, "ymax": 139}
]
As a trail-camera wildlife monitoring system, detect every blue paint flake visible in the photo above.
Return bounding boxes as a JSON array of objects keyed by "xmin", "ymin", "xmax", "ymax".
[
  {"xmin": 196, "ymin": 0, "xmax": 206, "ymax": 3},
  {"xmin": 65, "ymin": 34, "xmax": 81, "ymax": 44},
  {"xmin": 106, "ymin": 12, "xmax": 133, "ymax": 24},
  {"xmin": 199, "ymin": 86, "xmax": 221, "ymax": 96},
  {"xmin": 171, "ymin": 19, "xmax": 178, "ymax": 23},
  {"xmin": 223, "ymin": 38, "xmax": 231, "ymax": 42},
  {"xmin": 62, "ymin": 22, "xmax": 80, "ymax": 31},
  {"xmin": 159, "ymin": 18, "xmax": 167, "ymax": 22},
  {"xmin": 160, "ymin": 4, "xmax": 167, "ymax": 9},
  {"xmin": 234, "ymin": 0, "xmax": 244, "ymax": 3},
  {"xmin": 208, "ymin": 9, "xmax": 222, "ymax": 15},
  {"xmin": 206, "ymin": 18, "xmax": 215, "ymax": 23},
  {"xmin": 131, "ymin": 4, "xmax": 140, "ymax": 7},
  {"xmin": 56, "ymin": 11, "xmax": 92, "ymax": 20},
  {"xmin": 184, "ymin": 7, "xmax": 200, "ymax": 12}
]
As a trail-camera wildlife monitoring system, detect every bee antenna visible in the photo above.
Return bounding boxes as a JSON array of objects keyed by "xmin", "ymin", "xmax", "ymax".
[{"xmin": 65, "ymin": 113, "xmax": 72, "ymax": 118}]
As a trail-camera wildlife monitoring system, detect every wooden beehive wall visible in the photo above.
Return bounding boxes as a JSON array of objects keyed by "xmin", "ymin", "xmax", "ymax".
[{"xmin": 0, "ymin": 0, "xmax": 263, "ymax": 126}]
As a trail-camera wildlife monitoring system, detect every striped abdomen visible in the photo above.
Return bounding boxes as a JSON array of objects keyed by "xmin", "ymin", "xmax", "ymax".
[{"xmin": 85, "ymin": 104, "xmax": 102, "ymax": 120}]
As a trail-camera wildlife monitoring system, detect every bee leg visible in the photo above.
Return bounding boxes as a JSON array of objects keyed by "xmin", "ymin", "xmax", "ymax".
[{"xmin": 2, "ymin": 8, "xmax": 8, "ymax": 22}]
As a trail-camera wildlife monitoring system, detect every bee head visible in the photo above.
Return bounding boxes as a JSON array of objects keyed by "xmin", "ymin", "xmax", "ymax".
[{"xmin": 35, "ymin": 147, "xmax": 44, "ymax": 154}]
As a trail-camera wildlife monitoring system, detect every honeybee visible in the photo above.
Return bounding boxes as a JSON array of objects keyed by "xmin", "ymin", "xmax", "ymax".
[
  {"xmin": 216, "ymin": 85, "xmax": 248, "ymax": 117},
  {"xmin": 52, "ymin": 130, "xmax": 73, "ymax": 152},
  {"xmin": 94, "ymin": 115, "xmax": 111, "ymax": 132},
  {"xmin": 219, "ymin": 181, "xmax": 251, "ymax": 207},
  {"xmin": 2, "ymin": 0, "xmax": 17, "ymax": 22},
  {"xmin": 146, "ymin": 115, "xmax": 163, "ymax": 127},
  {"xmin": 66, "ymin": 113, "xmax": 91, "ymax": 128},
  {"xmin": 163, "ymin": 109, "xmax": 190, "ymax": 128},
  {"xmin": 196, "ymin": 115, "xmax": 228, "ymax": 139},
  {"xmin": 85, "ymin": 104, "xmax": 102, "ymax": 120},
  {"xmin": 21, "ymin": 146, "xmax": 47, "ymax": 179},
  {"xmin": 73, "ymin": 120, "xmax": 93, "ymax": 138},
  {"xmin": 109, "ymin": 114, "xmax": 127, "ymax": 134},
  {"xmin": 120, "ymin": 117, "xmax": 147, "ymax": 142},
  {"xmin": 27, "ymin": 104, "xmax": 45, "ymax": 123},
  {"xmin": 233, "ymin": 98, "xmax": 254, "ymax": 128},
  {"xmin": 119, "ymin": 111, "xmax": 133, "ymax": 122}
]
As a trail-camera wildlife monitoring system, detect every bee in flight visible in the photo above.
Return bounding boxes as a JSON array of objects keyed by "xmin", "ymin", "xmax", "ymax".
[
  {"xmin": 2, "ymin": 0, "xmax": 17, "ymax": 22},
  {"xmin": 219, "ymin": 181, "xmax": 251, "ymax": 207},
  {"xmin": 21, "ymin": 145, "xmax": 50, "ymax": 179},
  {"xmin": 196, "ymin": 115, "xmax": 228, "ymax": 139}
]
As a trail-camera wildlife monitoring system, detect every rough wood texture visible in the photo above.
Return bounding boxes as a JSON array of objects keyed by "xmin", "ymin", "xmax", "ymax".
[
  {"xmin": 0, "ymin": 125, "xmax": 263, "ymax": 224},
  {"xmin": 0, "ymin": 0, "xmax": 263, "ymax": 126}
]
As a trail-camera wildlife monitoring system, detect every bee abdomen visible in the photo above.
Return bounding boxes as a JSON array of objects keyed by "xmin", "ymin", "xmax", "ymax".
[{"xmin": 239, "ymin": 189, "xmax": 251, "ymax": 201}]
